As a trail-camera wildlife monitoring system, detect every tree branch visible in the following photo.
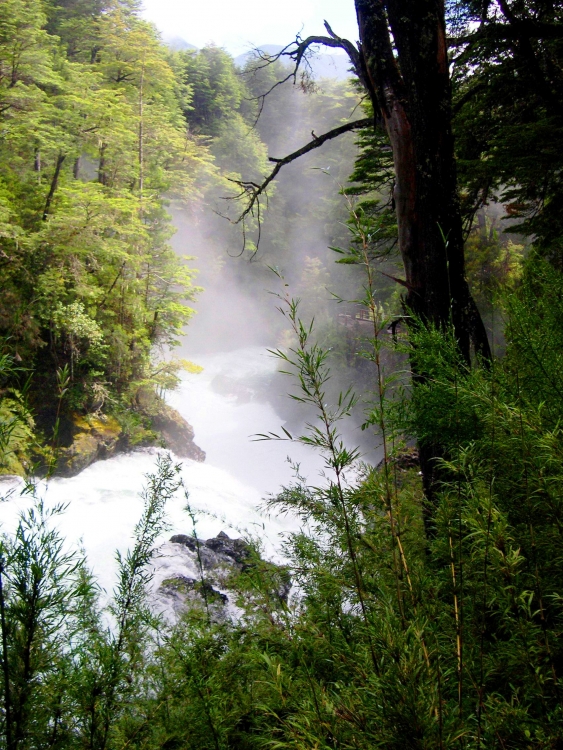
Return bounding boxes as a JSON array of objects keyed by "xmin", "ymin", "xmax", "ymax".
[
  {"xmin": 228, "ymin": 118, "xmax": 372, "ymax": 226},
  {"xmin": 42, "ymin": 153, "xmax": 66, "ymax": 221},
  {"xmin": 449, "ymin": 21, "xmax": 563, "ymax": 48},
  {"xmin": 271, "ymin": 30, "xmax": 361, "ymax": 80},
  {"xmin": 356, "ymin": 0, "xmax": 405, "ymax": 116},
  {"xmin": 452, "ymin": 82, "xmax": 488, "ymax": 115},
  {"xmin": 246, "ymin": 26, "xmax": 365, "ymax": 101}
]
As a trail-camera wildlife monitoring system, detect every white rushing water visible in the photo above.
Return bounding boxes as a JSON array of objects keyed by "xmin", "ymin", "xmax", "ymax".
[{"xmin": 0, "ymin": 347, "xmax": 323, "ymax": 595}]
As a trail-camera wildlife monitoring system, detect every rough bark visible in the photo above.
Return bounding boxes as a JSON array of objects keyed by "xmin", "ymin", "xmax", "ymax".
[
  {"xmin": 351, "ymin": 1, "xmax": 490, "ymax": 519},
  {"xmin": 42, "ymin": 153, "xmax": 66, "ymax": 222},
  {"xmin": 243, "ymin": 3, "xmax": 490, "ymax": 362},
  {"xmin": 98, "ymin": 143, "xmax": 107, "ymax": 185},
  {"xmin": 239, "ymin": 2, "xmax": 492, "ymax": 518},
  {"xmin": 230, "ymin": 119, "xmax": 371, "ymax": 225},
  {"xmin": 355, "ymin": 0, "xmax": 490, "ymax": 363}
]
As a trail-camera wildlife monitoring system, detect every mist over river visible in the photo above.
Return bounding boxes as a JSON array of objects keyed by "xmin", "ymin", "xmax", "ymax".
[
  {"xmin": 0, "ymin": 343, "xmax": 329, "ymax": 593},
  {"xmin": 0, "ymin": 187, "xmax": 370, "ymax": 596}
]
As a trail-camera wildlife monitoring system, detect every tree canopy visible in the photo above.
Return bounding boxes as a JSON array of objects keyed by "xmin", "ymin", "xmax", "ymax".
[{"xmin": 3, "ymin": 1, "xmax": 563, "ymax": 748}]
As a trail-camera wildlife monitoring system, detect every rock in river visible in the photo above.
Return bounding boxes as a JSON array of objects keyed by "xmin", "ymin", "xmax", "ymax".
[
  {"xmin": 151, "ymin": 531, "xmax": 291, "ymax": 623},
  {"xmin": 56, "ymin": 404, "xmax": 205, "ymax": 477}
]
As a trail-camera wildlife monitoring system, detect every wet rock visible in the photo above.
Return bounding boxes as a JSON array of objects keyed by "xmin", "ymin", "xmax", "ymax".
[
  {"xmin": 151, "ymin": 403, "xmax": 205, "ymax": 462},
  {"xmin": 35, "ymin": 389, "xmax": 204, "ymax": 477},
  {"xmin": 377, "ymin": 447, "xmax": 420, "ymax": 473},
  {"xmin": 152, "ymin": 531, "xmax": 290, "ymax": 623},
  {"xmin": 204, "ymin": 530, "xmax": 252, "ymax": 566},
  {"xmin": 169, "ymin": 531, "xmax": 251, "ymax": 571},
  {"xmin": 159, "ymin": 575, "xmax": 228, "ymax": 605},
  {"xmin": 57, "ymin": 414, "xmax": 124, "ymax": 477},
  {"xmin": 151, "ymin": 534, "xmax": 240, "ymax": 623},
  {"xmin": 273, "ymin": 569, "xmax": 292, "ymax": 604},
  {"xmin": 169, "ymin": 534, "xmax": 197, "ymax": 551}
]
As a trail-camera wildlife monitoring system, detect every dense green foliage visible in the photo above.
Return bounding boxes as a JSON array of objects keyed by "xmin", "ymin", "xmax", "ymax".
[
  {"xmin": 0, "ymin": 0, "xmax": 362, "ymax": 470},
  {"xmin": 2, "ymin": 0, "xmax": 563, "ymax": 748},
  {"xmin": 0, "ymin": 0, "xmax": 217, "ymax": 464},
  {"xmin": 449, "ymin": 1, "xmax": 563, "ymax": 261},
  {"xmin": 0, "ymin": 453, "xmax": 177, "ymax": 750},
  {"xmin": 4, "ymin": 252, "xmax": 563, "ymax": 748}
]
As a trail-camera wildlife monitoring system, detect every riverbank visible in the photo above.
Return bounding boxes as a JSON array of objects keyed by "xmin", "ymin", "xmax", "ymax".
[
  {"xmin": 0, "ymin": 395, "xmax": 206, "ymax": 479},
  {"xmin": 55, "ymin": 402, "xmax": 205, "ymax": 477},
  {"xmin": 0, "ymin": 347, "xmax": 318, "ymax": 596}
]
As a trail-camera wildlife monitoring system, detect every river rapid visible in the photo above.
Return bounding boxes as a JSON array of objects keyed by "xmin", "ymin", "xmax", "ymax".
[{"xmin": 0, "ymin": 346, "xmax": 325, "ymax": 595}]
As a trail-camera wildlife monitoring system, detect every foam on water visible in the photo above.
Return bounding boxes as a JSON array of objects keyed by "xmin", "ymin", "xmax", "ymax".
[
  {"xmin": 0, "ymin": 347, "xmax": 319, "ymax": 595},
  {"xmin": 168, "ymin": 346, "xmax": 324, "ymax": 491}
]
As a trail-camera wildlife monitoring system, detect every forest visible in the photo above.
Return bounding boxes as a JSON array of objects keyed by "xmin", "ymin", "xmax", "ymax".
[{"xmin": 1, "ymin": 0, "xmax": 563, "ymax": 747}]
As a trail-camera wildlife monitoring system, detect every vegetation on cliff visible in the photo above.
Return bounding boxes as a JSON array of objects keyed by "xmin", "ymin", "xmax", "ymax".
[
  {"xmin": 0, "ymin": 0, "xmax": 363, "ymax": 474},
  {"xmin": 2, "ymin": 0, "xmax": 563, "ymax": 747}
]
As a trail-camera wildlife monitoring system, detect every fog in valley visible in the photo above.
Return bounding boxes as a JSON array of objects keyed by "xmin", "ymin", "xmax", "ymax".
[
  {"xmin": 3, "ymin": 2, "xmax": 558, "ymax": 742},
  {"xmin": 170, "ymin": 62, "xmax": 382, "ymax": 489},
  {"xmin": 0, "ymin": 52, "xmax": 382, "ymax": 593}
]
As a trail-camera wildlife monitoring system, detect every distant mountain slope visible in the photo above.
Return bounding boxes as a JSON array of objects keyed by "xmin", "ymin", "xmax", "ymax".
[{"xmin": 163, "ymin": 36, "xmax": 197, "ymax": 51}]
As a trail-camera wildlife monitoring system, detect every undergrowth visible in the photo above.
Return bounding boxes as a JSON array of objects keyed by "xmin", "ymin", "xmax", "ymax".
[{"xmin": 1, "ymin": 244, "xmax": 563, "ymax": 748}]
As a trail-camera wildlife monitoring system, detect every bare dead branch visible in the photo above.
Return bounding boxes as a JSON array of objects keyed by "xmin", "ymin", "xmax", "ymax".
[
  {"xmin": 322, "ymin": 20, "xmax": 362, "ymax": 78},
  {"xmin": 228, "ymin": 118, "xmax": 371, "ymax": 229},
  {"xmin": 241, "ymin": 25, "xmax": 365, "ymax": 129},
  {"xmin": 285, "ymin": 33, "xmax": 363, "ymax": 86},
  {"xmin": 228, "ymin": 26, "xmax": 370, "ymax": 255}
]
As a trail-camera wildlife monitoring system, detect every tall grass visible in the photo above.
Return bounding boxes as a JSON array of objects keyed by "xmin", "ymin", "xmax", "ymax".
[{"xmin": 1, "ymin": 252, "xmax": 563, "ymax": 747}]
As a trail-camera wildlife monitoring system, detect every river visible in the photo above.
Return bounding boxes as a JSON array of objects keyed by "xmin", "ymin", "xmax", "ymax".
[{"xmin": 0, "ymin": 345, "xmax": 325, "ymax": 595}]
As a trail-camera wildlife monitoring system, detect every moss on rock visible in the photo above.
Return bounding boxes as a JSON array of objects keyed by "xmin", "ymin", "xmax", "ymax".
[
  {"xmin": 55, "ymin": 402, "xmax": 204, "ymax": 477},
  {"xmin": 56, "ymin": 413, "xmax": 124, "ymax": 476},
  {"xmin": 0, "ymin": 396, "xmax": 36, "ymax": 476}
]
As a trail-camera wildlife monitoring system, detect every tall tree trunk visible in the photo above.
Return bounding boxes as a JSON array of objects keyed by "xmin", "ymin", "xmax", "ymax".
[
  {"xmin": 0, "ymin": 559, "xmax": 12, "ymax": 750},
  {"xmin": 138, "ymin": 58, "xmax": 145, "ymax": 198},
  {"xmin": 237, "ymin": 1, "xmax": 492, "ymax": 521},
  {"xmin": 98, "ymin": 143, "xmax": 107, "ymax": 185},
  {"xmin": 355, "ymin": 0, "xmax": 491, "ymax": 520},
  {"xmin": 356, "ymin": 0, "xmax": 490, "ymax": 362},
  {"xmin": 42, "ymin": 153, "xmax": 66, "ymax": 221}
]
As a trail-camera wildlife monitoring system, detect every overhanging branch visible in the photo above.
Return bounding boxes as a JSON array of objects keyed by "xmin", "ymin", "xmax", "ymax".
[
  {"xmin": 228, "ymin": 118, "xmax": 372, "ymax": 227},
  {"xmin": 449, "ymin": 20, "xmax": 563, "ymax": 49},
  {"xmin": 243, "ymin": 21, "xmax": 366, "ymax": 125},
  {"xmin": 251, "ymin": 24, "xmax": 362, "ymax": 82}
]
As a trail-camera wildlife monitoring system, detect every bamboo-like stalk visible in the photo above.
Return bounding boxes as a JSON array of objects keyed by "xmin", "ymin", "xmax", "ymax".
[
  {"xmin": 452, "ymin": 333, "xmax": 465, "ymax": 733},
  {"xmin": 346, "ymin": 199, "xmax": 406, "ymax": 622},
  {"xmin": 184, "ymin": 488, "xmax": 211, "ymax": 624},
  {"xmin": 476, "ymin": 361, "xmax": 497, "ymax": 747},
  {"xmin": 448, "ymin": 525, "xmax": 462, "ymax": 706},
  {"xmin": 286, "ymin": 300, "xmax": 379, "ymax": 672},
  {"xmin": 347, "ymin": 200, "xmax": 439, "ymax": 685},
  {"xmin": 0, "ymin": 556, "xmax": 12, "ymax": 750},
  {"xmin": 515, "ymin": 369, "xmax": 558, "ymax": 687}
]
